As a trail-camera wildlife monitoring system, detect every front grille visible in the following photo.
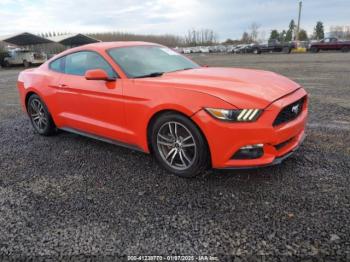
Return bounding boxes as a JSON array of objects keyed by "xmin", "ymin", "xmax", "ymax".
[{"xmin": 273, "ymin": 96, "xmax": 306, "ymax": 126}]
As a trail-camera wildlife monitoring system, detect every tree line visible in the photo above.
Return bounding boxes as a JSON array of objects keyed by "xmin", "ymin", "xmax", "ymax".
[
  {"xmin": 37, "ymin": 29, "xmax": 218, "ymax": 47},
  {"xmin": 6, "ymin": 22, "xmax": 350, "ymax": 52},
  {"xmin": 267, "ymin": 20, "xmax": 324, "ymax": 42},
  {"xmin": 267, "ymin": 21, "xmax": 350, "ymax": 42},
  {"xmin": 224, "ymin": 21, "xmax": 350, "ymax": 45}
]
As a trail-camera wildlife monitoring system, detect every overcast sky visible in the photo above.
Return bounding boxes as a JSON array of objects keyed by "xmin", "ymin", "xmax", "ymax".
[{"xmin": 0, "ymin": 0, "xmax": 349, "ymax": 40}]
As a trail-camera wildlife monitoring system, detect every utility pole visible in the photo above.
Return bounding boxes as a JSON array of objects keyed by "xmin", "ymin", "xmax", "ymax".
[{"xmin": 296, "ymin": 0, "xmax": 302, "ymax": 40}]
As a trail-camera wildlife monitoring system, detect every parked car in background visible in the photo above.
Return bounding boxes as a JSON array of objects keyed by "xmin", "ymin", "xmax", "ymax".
[
  {"xmin": 234, "ymin": 44, "xmax": 254, "ymax": 54},
  {"xmin": 217, "ymin": 45, "xmax": 227, "ymax": 53},
  {"xmin": 173, "ymin": 47, "xmax": 182, "ymax": 53},
  {"xmin": 252, "ymin": 40, "xmax": 296, "ymax": 54},
  {"xmin": 3, "ymin": 49, "xmax": 47, "ymax": 67},
  {"xmin": 182, "ymin": 48, "xmax": 191, "ymax": 54},
  {"xmin": 232, "ymin": 45, "xmax": 244, "ymax": 53},
  {"xmin": 199, "ymin": 46, "xmax": 210, "ymax": 53},
  {"xmin": 188, "ymin": 47, "xmax": 198, "ymax": 53},
  {"xmin": 309, "ymin": 38, "xmax": 350, "ymax": 53},
  {"xmin": 225, "ymin": 45, "xmax": 235, "ymax": 53}
]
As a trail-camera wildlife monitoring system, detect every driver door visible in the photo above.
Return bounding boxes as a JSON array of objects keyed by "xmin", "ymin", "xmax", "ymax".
[{"xmin": 56, "ymin": 51, "xmax": 128, "ymax": 143}]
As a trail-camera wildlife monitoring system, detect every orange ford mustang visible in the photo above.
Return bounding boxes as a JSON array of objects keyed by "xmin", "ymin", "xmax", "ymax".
[{"xmin": 17, "ymin": 42, "xmax": 308, "ymax": 177}]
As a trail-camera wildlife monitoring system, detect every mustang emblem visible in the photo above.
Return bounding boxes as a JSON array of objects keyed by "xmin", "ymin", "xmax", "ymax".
[{"xmin": 291, "ymin": 104, "xmax": 300, "ymax": 114}]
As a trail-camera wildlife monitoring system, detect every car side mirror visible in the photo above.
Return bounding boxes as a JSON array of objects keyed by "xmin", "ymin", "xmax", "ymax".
[{"xmin": 85, "ymin": 69, "xmax": 114, "ymax": 81}]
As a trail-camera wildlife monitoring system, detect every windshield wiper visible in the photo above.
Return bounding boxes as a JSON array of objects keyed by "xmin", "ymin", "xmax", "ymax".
[{"xmin": 134, "ymin": 72, "xmax": 164, "ymax": 78}]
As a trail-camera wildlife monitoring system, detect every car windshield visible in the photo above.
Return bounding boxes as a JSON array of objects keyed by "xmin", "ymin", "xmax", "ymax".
[{"xmin": 108, "ymin": 46, "xmax": 200, "ymax": 78}]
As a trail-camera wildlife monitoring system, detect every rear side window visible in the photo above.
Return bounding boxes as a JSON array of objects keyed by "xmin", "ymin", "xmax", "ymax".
[
  {"xmin": 49, "ymin": 57, "xmax": 65, "ymax": 73},
  {"xmin": 64, "ymin": 51, "xmax": 116, "ymax": 78}
]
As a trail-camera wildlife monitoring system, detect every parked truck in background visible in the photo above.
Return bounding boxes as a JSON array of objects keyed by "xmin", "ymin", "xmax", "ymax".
[
  {"xmin": 251, "ymin": 39, "xmax": 296, "ymax": 54},
  {"xmin": 309, "ymin": 38, "xmax": 350, "ymax": 53},
  {"xmin": 3, "ymin": 49, "xmax": 47, "ymax": 67}
]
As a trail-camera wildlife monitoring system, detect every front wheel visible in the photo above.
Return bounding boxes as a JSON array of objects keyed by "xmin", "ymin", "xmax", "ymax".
[
  {"xmin": 151, "ymin": 113, "xmax": 210, "ymax": 177},
  {"xmin": 3, "ymin": 60, "xmax": 10, "ymax": 67}
]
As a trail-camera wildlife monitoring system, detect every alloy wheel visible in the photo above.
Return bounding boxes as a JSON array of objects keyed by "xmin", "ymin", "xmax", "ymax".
[
  {"xmin": 156, "ymin": 121, "xmax": 197, "ymax": 171},
  {"xmin": 29, "ymin": 98, "xmax": 48, "ymax": 132}
]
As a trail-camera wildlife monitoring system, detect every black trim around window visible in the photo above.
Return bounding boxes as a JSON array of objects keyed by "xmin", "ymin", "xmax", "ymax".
[{"xmin": 48, "ymin": 50, "xmax": 119, "ymax": 79}]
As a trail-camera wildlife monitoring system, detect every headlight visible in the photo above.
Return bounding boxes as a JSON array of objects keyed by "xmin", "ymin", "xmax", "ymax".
[{"xmin": 204, "ymin": 108, "xmax": 262, "ymax": 122}]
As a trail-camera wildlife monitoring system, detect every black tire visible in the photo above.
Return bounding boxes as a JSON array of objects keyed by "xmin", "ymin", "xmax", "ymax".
[
  {"xmin": 310, "ymin": 47, "xmax": 319, "ymax": 53},
  {"xmin": 3, "ymin": 60, "xmax": 10, "ymax": 67},
  {"xmin": 283, "ymin": 47, "xmax": 291, "ymax": 54},
  {"xmin": 23, "ymin": 60, "xmax": 30, "ymax": 68},
  {"xmin": 253, "ymin": 48, "xmax": 260, "ymax": 54},
  {"xmin": 341, "ymin": 46, "xmax": 349, "ymax": 53},
  {"xmin": 150, "ymin": 112, "xmax": 210, "ymax": 177},
  {"xmin": 27, "ymin": 94, "xmax": 56, "ymax": 136}
]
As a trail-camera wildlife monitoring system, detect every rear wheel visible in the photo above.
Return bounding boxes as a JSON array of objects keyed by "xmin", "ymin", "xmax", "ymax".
[
  {"xmin": 151, "ymin": 112, "xmax": 209, "ymax": 177},
  {"xmin": 310, "ymin": 47, "xmax": 319, "ymax": 53},
  {"xmin": 253, "ymin": 48, "xmax": 260, "ymax": 54},
  {"xmin": 27, "ymin": 94, "xmax": 56, "ymax": 136},
  {"xmin": 341, "ymin": 46, "xmax": 349, "ymax": 53},
  {"xmin": 283, "ymin": 47, "xmax": 291, "ymax": 54},
  {"xmin": 23, "ymin": 60, "xmax": 30, "ymax": 68}
]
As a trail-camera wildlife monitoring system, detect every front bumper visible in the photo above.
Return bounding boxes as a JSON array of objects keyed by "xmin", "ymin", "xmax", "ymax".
[
  {"xmin": 217, "ymin": 134, "xmax": 305, "ymax": 170},
  {"xmin": 191, "ymin": 88, "xmax": 308, "ymax": 169}
]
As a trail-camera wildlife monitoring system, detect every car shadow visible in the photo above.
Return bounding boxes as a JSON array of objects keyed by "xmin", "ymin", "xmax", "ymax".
[{"xmin": 57, "ymin": 128, "xmax": 303, "ymax": 185}]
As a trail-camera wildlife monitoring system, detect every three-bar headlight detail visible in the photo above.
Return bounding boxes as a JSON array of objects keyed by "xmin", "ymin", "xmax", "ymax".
[{"xmin": 205, "ymin": 108, "xmax": 262, "ymax": 122}]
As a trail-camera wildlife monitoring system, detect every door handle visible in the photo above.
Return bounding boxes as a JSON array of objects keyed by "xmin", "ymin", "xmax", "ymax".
[{"xmin": 58, "ymin": 84, "xmax": 68, "ymax": 88}]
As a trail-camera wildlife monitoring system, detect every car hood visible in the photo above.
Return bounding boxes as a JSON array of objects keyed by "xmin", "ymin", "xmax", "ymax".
[{"xmin": 143, "ymin": 67, "xmax": 300, "ymax": 108}]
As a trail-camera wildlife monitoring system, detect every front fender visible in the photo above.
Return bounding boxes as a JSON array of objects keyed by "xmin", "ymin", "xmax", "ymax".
[{"xmin": 122, "ymin": 81, "xmax": 234, "ymax": 152}]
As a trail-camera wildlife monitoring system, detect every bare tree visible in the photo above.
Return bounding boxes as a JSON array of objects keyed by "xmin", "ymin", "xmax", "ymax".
[
  {"xmin": 89, "ymin": 31, "xmax": 186, "ymax": 47},
  {"xmin": 184, "ymin": 29, "xmax": 218, "ymax": 46},
  {"xmin": 241, "ymin": 32, "xmax": 252, "ymax": 43},
  {"xmin": 34, "ymin": 29, "xmax": 219, "ymax": 49},
  {"xmin": 249, "ymin": 22, "xmax": 261, "ymax": 42}
]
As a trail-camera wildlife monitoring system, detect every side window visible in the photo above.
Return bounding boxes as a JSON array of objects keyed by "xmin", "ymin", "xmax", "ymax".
[
  {"xmin": 49, "ymin": 57, "xmax": 65, "ymax": 73},
  {"xmin": 65, "ymin": 52, "xmax": 88, "ymax": 76},
  {"xmin": 85, "ymin": 52, "xmax": 116, "ymax": 78},
  {"xmin": 65, "ymin": 51, "xmax": 116, "ymax": 78}
]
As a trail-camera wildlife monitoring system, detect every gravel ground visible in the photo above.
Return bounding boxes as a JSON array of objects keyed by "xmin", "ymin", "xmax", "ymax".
[{"xmin": 0, "ymin": 53, "xmax": 350, "ymax": 261}]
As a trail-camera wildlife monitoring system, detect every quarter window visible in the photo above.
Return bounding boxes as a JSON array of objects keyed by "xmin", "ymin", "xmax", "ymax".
[{"xmin": 49, "ymin": 57, "xmax": 65, "ymax": 73}]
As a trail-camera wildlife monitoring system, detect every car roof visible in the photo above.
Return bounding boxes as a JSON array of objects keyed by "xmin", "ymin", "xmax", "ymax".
[
  {"xmin": 50, "ymin": 41, "xmax": 161, "ymax": 61},
  {"xmin": 64, "ymin": 41, "xmax": 159, "ymax": 53}
]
